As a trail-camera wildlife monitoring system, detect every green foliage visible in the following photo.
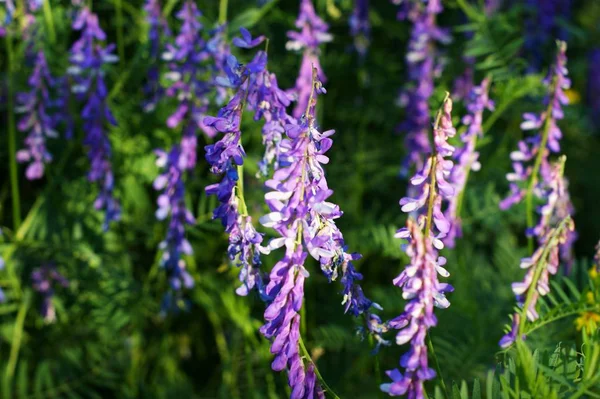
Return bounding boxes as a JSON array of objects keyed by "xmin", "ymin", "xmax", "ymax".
[{"xmin": 0, "ymin": 0, "xmax": 599, "ymax": 398}]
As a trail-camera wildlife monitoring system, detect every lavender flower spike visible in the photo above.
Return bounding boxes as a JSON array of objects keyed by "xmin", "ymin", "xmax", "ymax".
[
  {"xmin": 392, "ymin": 0, "xmax": 451, "ymax": 175},
  {"xmin": 31, "ymin": 264, "xmax": 69, "ymax": 323},
  {"xmin": 499, "ymin": 215, "xmax": 574, "ymax": 348},
  {"xmin": 383, "ymin": 95, "xmax": 455, "ymax": 398},
  {"xmin": 444, "ymin": 78, "xmax": 494, "ymax": 247},
  {"xmin": 16, "ymin": 51, "xmax": 59, "ymax": 180},
  {"xmin": 260, "ymin": 67, "xmax": 384, "ymax": 397},
  {"xmin": 154, "ymin": 146, "xmax": 195, "ymax": 311},
  {"xmin": 286, "ymin": 0, "xmax": 332, "ymax": 119},
  {"xmin": 350, "ymin": 0, "xmax": 370, "ymax": 56},
  {"xmin": 69, "ymin": 7, "xmax": 120, "ymax": 229},
  {"xmin": 143, "ymin": 0, "xmax": 170, "ymax": 112},
  {"xmin": 204, "ymin": 49, "xmax": 268, "ymax": 297}
]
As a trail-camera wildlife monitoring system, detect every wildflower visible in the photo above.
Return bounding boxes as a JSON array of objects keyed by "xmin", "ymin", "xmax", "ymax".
[
  {"xmin": 31, "ymin": 264, "xmax": 69, "ymax": 323},
  {"xmin": 286, "ymin": 0, "xmax": 331, "ymax": 119},
  {"xmin": 587, "ymin": 49, "xmax": 600, "ymax": 128},
  {"xmin": 444, "ymin": 78, "xmax": 494, "ymax": 247},
  {"xmin": 392, "ymin": 0, "xmax": 450, "ymax": 174},
  {"xmin": 143, "ymin": 0, "xmax": 171, "ymax": 112},
  {"xmin": 163, "ymin": 0, "xmax": 216, "ymax": 169},
  {"xmin": 499, "ymin": 215, "xmax": 574, "ymax": 348},
  {"xmin": 0, "ymin": 256, "xmax": 5, "ymax": 303},
  {"xmin": 154, "ymin": 146, "xmax": 195, "ymax": 311},
  {"xmin": 0, "ymin": 0, "xmax": 15, "ymax": 37},
  {"xmin": 501, "ymin": 42, "xmax": 576, "ymax": 268},
  {"xmin": 350, "ymin": 0, "xmax": 370, "ymax": 56},
  {"xmin": 204, "ymin": 46, "xmax": 268, "ymax": 297},
  {"xmin": 260, "ymin": 67, "xmax": 382, "ymax": 397},
  {"xmin": 69, "ymin": 7, "xmax": 120, "ymax": 230},
  {"xmin": 382, "ymin": 95, "xmax": 455, "ymax": 398},
  {"xmin": 15, "ymin": 51, "xmax": 58, "ymax": 180}
]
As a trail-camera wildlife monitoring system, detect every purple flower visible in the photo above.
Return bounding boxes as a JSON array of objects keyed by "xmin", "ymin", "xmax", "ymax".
[
  {"xmin": 286, "ymin": 0, "xmax": 332, "ymax": 119},
  {"xmin": 383, "ymin": 95, "xmax": 455, "ymax": 398},
  {"xmin": 15, "ymin": 51, "xmax": 58, "ymax": 180},
  {"xmin": 232, "ymin": 27, "xmax": 265, "ymax": 49},
  {"xmin": 31, "ymin": 263, "xmax": 69, "ymax": 323},
  {"xmin": 0, "ymin": 257, "xmax": 5, "ymax": 303},
  {"xmin": 260, "ymin": 68, "xmax": 383, "ymax": 396},
  {"xmin": 444, "ymin": 78, "xmax": 494, "ymax": 247},
  {"xmin": 154, "ymin": 146, "xmax": 195, "ymax": 310},
  {"xmin": 0, "ymin": 0, "xmax": 15, "ymax": 37},
  {"xmin": 501, "ymin": 41, "xmax": 575, "ymax": 267},
  {"xmin": 163, "ymin": 0, "xmax": 217, "ymax": 169},
  {"xmin": 69, "ymin": 7, "xmax": 120, "ymax": 230},
  {"xmin": 392, "ymin": 0, "xmax": 451, "ymax": 175},
  {"xmin": 143, "ymin": 0, "xmax": 171, "ymax": 112},
  {"xmin": 499, "ymin": 215, "xmax": 575, "ymax": 348},
  {"xmin": 381, "ymin": 220, "xmax": 452, "ymax": 397},
  {"xmin": 204, "ymin": 50, "xmax": 268, "ymax": 298},
  {"xmin": 350, "ymin": 0, "xmax": 370, "ymax": 56}
]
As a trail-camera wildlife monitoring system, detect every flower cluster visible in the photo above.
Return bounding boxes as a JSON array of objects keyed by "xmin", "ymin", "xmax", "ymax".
[
  {"xmin": 259, "ymin": 67, "xmax": 382, "ymax": 397},
  {"xmin": 143, "ymin": 0, "xmax": 171, "ymax": 112},
  {"xmin": 154, "ymin": 146, "xmax": 195, "ymax": 311},
  {"xmin": 500, "ymin": 41, "xmax": 575, "ymax": 267},
  {"xmin": 16, "ymin": 51, "xmax": 59, "ymax": 180},
  {"xmin": 499, "ymin": 215, "xmax": 575, "ymax": 348},
  {"xmin": 31, "ymin": 263, "xmax": 69, "ymax": 323},
  {"xmin": 204, "ymin": 31, "xmax": 267, "ymax": 297},
  {"xmin": 587, "ymin": 49, "xmax": 600, "ymax": 128},
  {"xmin": 392, "ymin": 0, "xmax": 450, "ymax": 174},
  {"xmin": 383, "ymin": 95, "xmax": 455, "ymax": 398},
  {"xmin": 0, "ymin": 0, "xmax": 15, "ymax": 37},
  {"xmin": 444, "ymin": 78, "xmax": 494, "ymax": 247},
  {"xmin": 350, "ymin": 0, "xmax": 370, "ymax": 57},
  {"xmin": 163, "ymin": 0, "xmax": 218, "ymax": 170},
  {"xmin": 0, "ymin": 256, "xmax": 5, "ymax": 303},
  {"xmin": 69, "ymin": 7, "xmax": 120, "ymax": 230},
  {"xmin": 286, "ymin": 0, "xmax": 331, "ymax": 119}
]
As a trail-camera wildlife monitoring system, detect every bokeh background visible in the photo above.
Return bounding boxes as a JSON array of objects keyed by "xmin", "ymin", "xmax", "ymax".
[{"xmin": 1, "ymin": 0, "xmax": 600, "ymax": 397}]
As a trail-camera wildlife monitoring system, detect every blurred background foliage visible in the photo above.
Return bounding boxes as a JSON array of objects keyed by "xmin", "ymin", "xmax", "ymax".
[{"xmin": 0, "ymin": 0, "xmax": 600, "ymax": 397}]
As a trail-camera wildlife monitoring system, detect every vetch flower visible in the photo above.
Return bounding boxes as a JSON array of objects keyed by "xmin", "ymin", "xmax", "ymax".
[
  {"xmin": 69, "ymin": 7, "xmax": 120, "ymax": 230},
  {"xmin": 392, "ymin": 0, "xmax": 451, "ymax": 175},
  {"xmin": 16, "ymin": 51, "xmax": 59, "ymax": 180},
  {"xmin": 587, "ymin": 49, "xmax": 600, "ymax": 128},
  {"xmin": 286, "ymin": 0, "xmax": 332, "ymax": 119},
  {"xmin": 444, "ymin": 78, "xmax": 494, "ymax": 247},
  {"xmin": 143, "ymin": 0, "xmax": 171, "ymax": 112},
  {"xmin": 383, "ymin": 95, "xmax": 455, "ymax": 398},
  {"xmin": 163, "ymin": 0, "xmax": 218, "ymax": 169},
  {"xmin": 154, "ymin": 146, "xmax": 195, "ymax": 312},
  {"xmin": 500, "ymin": 41, "xmax": 576, "ymax": 268},
  {"xmin": 499, "ymin": 215, "xmax": 574, "ymax": 348},
  {"xmin": 260, "ymin": 67, "xmax": 382, "ymax": 397},
  {"xmin": 31, "ymin": 263, "xmax": 69, "ymax": 323}
]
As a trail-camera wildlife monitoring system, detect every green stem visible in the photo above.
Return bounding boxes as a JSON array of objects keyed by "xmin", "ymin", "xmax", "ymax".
[
  {"xmin": 236, "ymin": 165, "xmax": 249, "ymax": 216},
  {"xmin": 426, "ymin": 333, "xmax": 448, "ymax": 398},
  {"xmin": 517, "ymin": 216, "xmax": 571, "ymax": 339},
  {"xmin": 6, "ymin": 33, "xmax": 21, "ymax": 231},
  {"xmin": 42, "ymin": 0, "xmax": 56, "ymax": 43},
  {"xmin": 298, "ymin": 337, "xmax": 341, "ymax": 399},
  {"xmin": 219, "ymin": 0, "xmax": 229, "ymax": 25},
  {"xmin": 115, "ymin": 0, "xmax": 125, "ymax": 67},
  {"xmin": 5, "ymin": 291, "xmax": 30, "ymax": 381},
  {"xmin": 524, "ymin": 76, "xmax": 557, "ymax": 253}
]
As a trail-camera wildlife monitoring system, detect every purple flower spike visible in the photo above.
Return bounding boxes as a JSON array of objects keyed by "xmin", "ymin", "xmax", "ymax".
[
  {"xmin": 392, "ymin": 0, "xmax": 450, "ymax": 175},
  {"xmin": 69, "ymin": 7, "xmax": 120, "ymax": 230},
  {"xmin": 163, "ymin": 0, "xmax": 219, "ymax": 169},
  {"xmin": 16, "ymin": 51, "xmax": 58, "ymax": 180},
  {"xmin": 31, "ymin": 263, "xmax": 69, "ymax": 323},
  {"xmin": 587, "ymin": 49, "xmax": 600, "ymax": 128},
  {"xmin": 501, "ymin": 41, "xmax": 576, "ymax": 267},
  {"xmin": 444, "ymin": 78, "xmax": 494, "ymax": 247},
  {"xmin": 350, "ymin": 0, "xmax": 370, "ymax": 56},
  {"xmin": 286, "ymin": 0, "xmax": 332, "ymax": 119},
  {"xmin": 154, "ymin": 146, "xmax": 196, "ymax": 311},
  {"xmin": 381, "ymin": 220, "xmax": 452, "ymax": 398},
  {"xmin": 143, "ymin": 0, "xmax": 171, "ymax": 112},
  {"xmin": 499, "ymin": 215, "xmax": 574, "ymax": 348},
  {"xmin": 259, "ymin": 67, "xmax": 384, "ymax": 396},
  {"xmin": 383, "ymin": 95, "xmax": 455, "ymax": 398}
]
